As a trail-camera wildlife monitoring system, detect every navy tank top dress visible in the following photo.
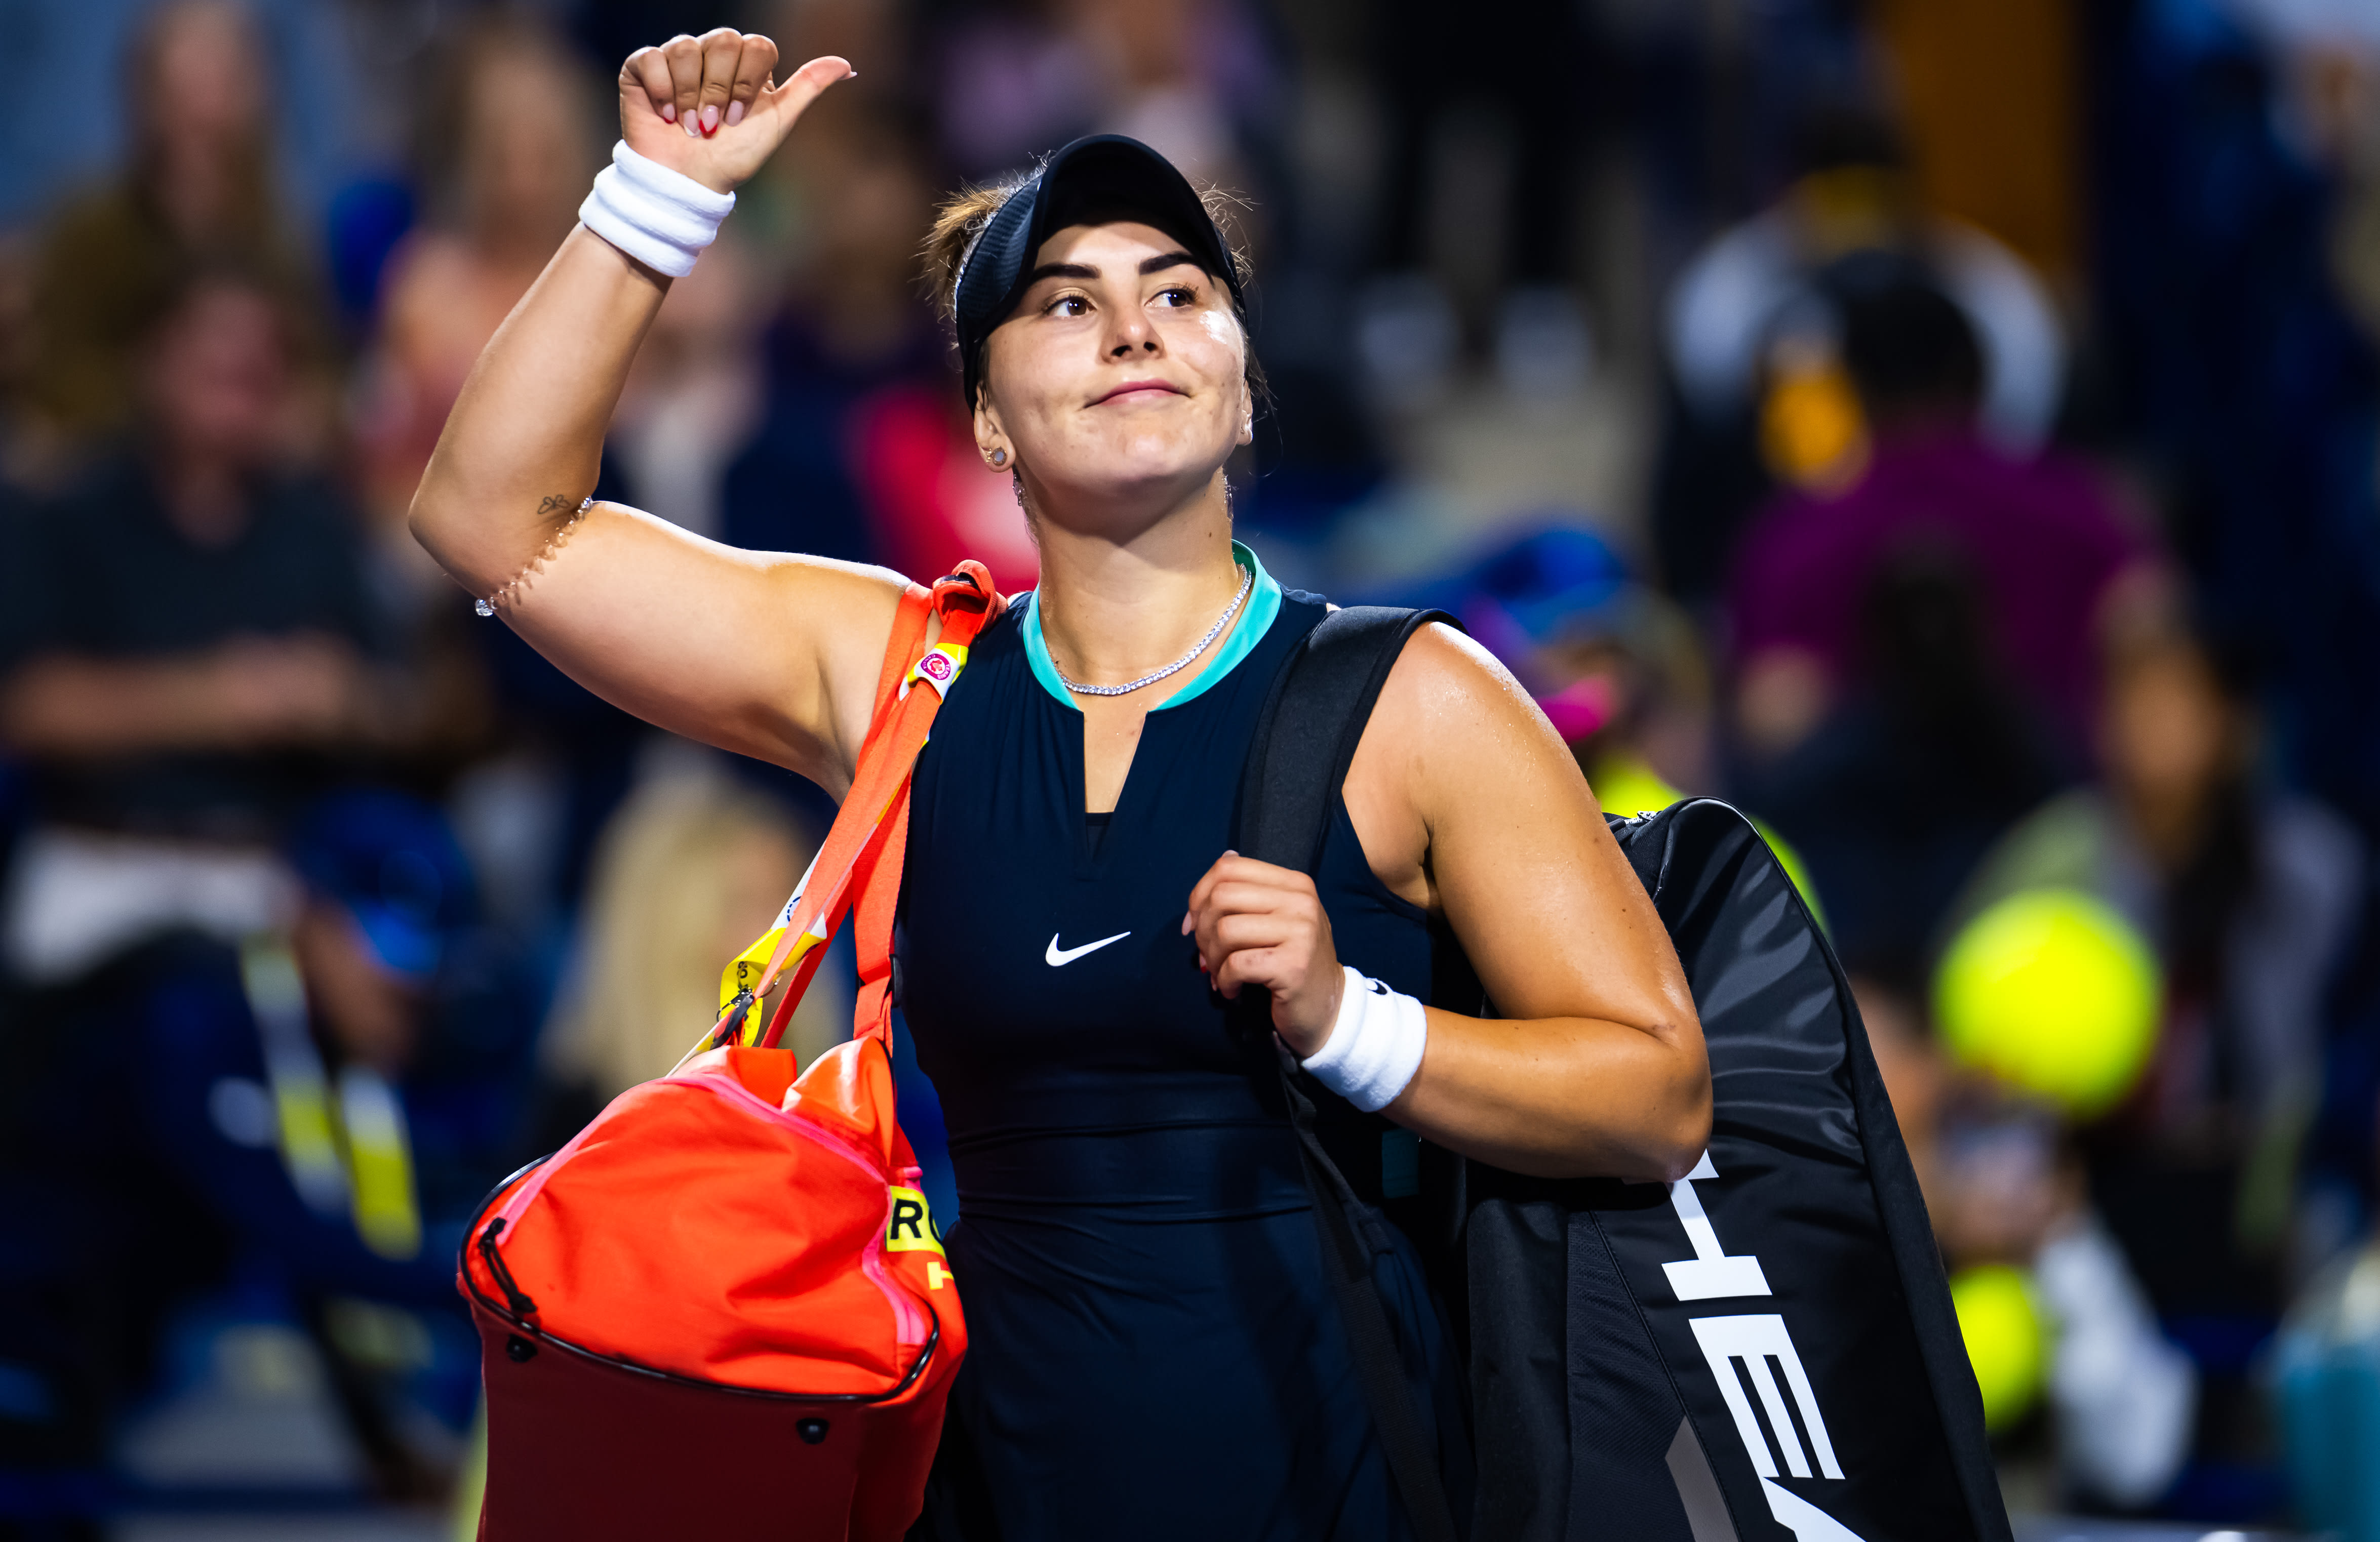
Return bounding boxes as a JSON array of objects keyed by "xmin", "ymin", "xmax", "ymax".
[{"xmin": 898, "ymin": 547, "xmax": 1470, "ymax": 1539}]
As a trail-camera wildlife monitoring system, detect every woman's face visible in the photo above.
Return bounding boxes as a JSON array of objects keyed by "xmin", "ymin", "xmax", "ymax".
[
  {"xmin": 976, "ymin": 220, "xmax": 1251, "ymax": 529},
  {"xmin": 144, "ymin": 1, "xmax": 266, "ymax": 153},
  {"xmin": 2101, "ymin": 644, "xmax": 2237, "ymax": 808},
  {"xmin": 466, "ymin": 52, "xmax": 592, "ymax": 249}
]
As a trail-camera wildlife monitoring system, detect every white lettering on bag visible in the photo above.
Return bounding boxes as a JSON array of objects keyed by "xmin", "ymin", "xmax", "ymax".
[
  {"xmin": 1660, "ymin": 1151, "xmax": 1874, "ymax": 1542},
  {"xmin": 1762, "ymin": 1478, "xmax": 1870, "ymax": 1541},
  {"xmin": 1662, "ymin": 1152, "xmax": 1773, "ymax": 1301},
  {"xmin": 1688, "ymin": 1314, "xmax": 1844, "ymax": 1480}
]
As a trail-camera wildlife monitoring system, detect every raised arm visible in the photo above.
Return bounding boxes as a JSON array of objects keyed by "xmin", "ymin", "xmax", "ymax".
[
  {"xmin": 1186, "ymin": 625, "xmax": 1710, "ymax": 1181},
  {"xmin": 408, "ymin": 33, "xmax": 900, "ymax": 795}
]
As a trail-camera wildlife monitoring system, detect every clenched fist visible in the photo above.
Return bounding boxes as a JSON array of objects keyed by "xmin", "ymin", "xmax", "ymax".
[
  {"xmin": 1182, "ymin": 851, "xmax": 1347, "ymax": 1057},
  {"xmin": 617, "ymin": 30, "xmax": 852, "ymax": 195}
]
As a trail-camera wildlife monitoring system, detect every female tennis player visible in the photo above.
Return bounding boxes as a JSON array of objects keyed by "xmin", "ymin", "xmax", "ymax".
[{"xmin": 412, "ymin": 30, "xmax": 1709, "ymax": 1538}]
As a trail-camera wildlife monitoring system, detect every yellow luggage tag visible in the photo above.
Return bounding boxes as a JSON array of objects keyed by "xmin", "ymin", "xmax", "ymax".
[
  {"xmin": 702, "ymin": 640, "xmax": 972, "ymax": 1058},
  {"xmin": 709, "ymin": 846, "xmax": 835, "ymax": 1051},
  {"xmin": 716, "ymin": 926, "xmax": 785, "ymax": 1049}
]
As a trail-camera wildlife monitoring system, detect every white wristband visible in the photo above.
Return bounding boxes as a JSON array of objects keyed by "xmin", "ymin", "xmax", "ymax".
[
  {"xmin": 1299, "ymin": 966, "xmax": 1427, "ymax": 1113},
  {"xmin": 578, "ymin": 141, "xmax": 735, "ymax": 279}
]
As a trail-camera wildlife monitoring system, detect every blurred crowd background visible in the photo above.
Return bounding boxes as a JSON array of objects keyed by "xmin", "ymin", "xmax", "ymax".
[{"xmin": 3, "ymin": 0, "xmax": 2380, "ymax": 1536}]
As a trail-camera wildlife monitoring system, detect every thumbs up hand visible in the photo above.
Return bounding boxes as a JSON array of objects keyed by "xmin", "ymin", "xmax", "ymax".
[{"xmin": 617, "ymin": 30, "xmax": 851, "ymax": 196}]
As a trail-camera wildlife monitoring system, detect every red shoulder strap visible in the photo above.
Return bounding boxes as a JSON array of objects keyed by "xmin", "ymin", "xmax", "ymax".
[
  {"xmin": 748, "ymin": 563, "xmax": 1003, "ymax": 1050},
  {"xmin": 874, "ymin": 582, "xmax": 935, "ymax": 725}
]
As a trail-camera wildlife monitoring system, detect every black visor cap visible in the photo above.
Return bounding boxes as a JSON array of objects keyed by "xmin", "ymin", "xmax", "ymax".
[{"xmin": 952, "ymin": 134, "xmax": 1243, "ymax": 409}]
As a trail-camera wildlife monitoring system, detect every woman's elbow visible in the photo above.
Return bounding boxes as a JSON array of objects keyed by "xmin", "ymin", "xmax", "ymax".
[
  {"xmin": 1652, "ymin": 1069, "xmax": 1714, "ymax": 1182},
  {"xmin": 1641, "ymin": 1030, "xmax": 1713, "ymax": 1183},
  {"xmin": 406, "ymin": 469, "xmax": 450, "ymax": 556},
  {"xmin": 406, "ymin": 433, "xmax": 480, "ymax": 555},
  {"xmin": 407, "ymin": 462, "xmax": 471, "ymax": 568}
]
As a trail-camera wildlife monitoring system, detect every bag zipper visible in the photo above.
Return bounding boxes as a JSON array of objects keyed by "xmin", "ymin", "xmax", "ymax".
[{"xmin": 478, "ymin": 1215, "xmax": 538, "ymax": 1320}]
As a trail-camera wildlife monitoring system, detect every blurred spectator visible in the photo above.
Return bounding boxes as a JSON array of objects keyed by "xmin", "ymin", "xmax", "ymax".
[
  {"xmin": 1735, "ymin": 547, "xmax": 2072, "ymax": 980},
  {"xmin": 0, "ymin": 265, "xmax": 400, "ymax": 986},
  {"xmin": 1721, "ymin": 260, "xmax": 2156, "ymax": 972},
  {"xmin": 1384, "ymin": 524, "xmax": 1713, "ymax": 806},
  {"xmin": 723, "ymin": 102, "xmax": 1044, "ymax": 586},
  {"xmin": 1727, "ymin": 260, "xmax": 2157, "ymax": 761},
  {"xmin": 1358, "ymin": 0, "xmax": 1594, "ymax": 405},
  {"xmin": 1861, "ymin": 976, "xmax": 2199, "ymax": 1510},
  {"xmin": 1069, "ymin": 0, "xmax": 1263, "ymax": 190},
  {"xmin": 353, "ymin": 14, "xmax": 600, "ymax": 583},
  {"xmin": 2275, "ymin": 1235, "xmax": 2380, "ymax": 1537},
  {"xmin": 2091, "ymin": 0, "xmax": 2380, "ymax": 851},
  {"xmin": 1954, "ymin": 629, "xmax": 2362, "ymax": 1295},
  {"xmin": 1655, "ymin": 104, "xmax": 2068, "ymax": 605},
  {"xmin": 1948, "ymin": 627, "xmax": 2363, "ymax": 1511},
  {"xmin": 932, "ymin": 0, "xmax": 1268, "ymax": 186},
  {"xmin": 611, "ymin": 235, "xmax": 765, "ymax": 543},
  {"xmin": 540, "ymin": 753, "xmax": 845, "ymax": 1112},
  {"xmin": 1374, "ymin": 524, "xmax": 1833, "ymax": 926},
  {"xmin": 2317, "ymin": 37, "xmax": 2380, "ymax": 345},
  {"xmin": 0, "ymin": 790, "xmax": 532, "ymax": 1503},
  {"xmin": 22, "ymin": 0, "xmax": 330, "ymax": 471},
  {"xmin": 0, "ymin": 233, "xmax": 45, "ymax": 486}
]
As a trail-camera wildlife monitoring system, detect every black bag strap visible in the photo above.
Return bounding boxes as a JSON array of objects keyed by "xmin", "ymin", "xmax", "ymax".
[
  {"xmin": 1239, "ymin": 604, "xmax": 1461, "ymax": 1542},
  {"xmin": 1240, "ymin": 606, "xmax": 1445, "ymax": 872}
]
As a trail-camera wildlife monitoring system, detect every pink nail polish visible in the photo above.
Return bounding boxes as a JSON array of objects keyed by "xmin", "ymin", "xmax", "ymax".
[
  {"xmin": 684, "ymin": 111, "xmax": 701, "ymax": 137},
  {"xmin": 726, "ymin": 100, "xmax": 745, "ymax": 127},
  {"xmin": 660, "ymin": 102, "xmax": 676, "ymax": 123},
  {"xmin": 701, "ymin": 103, "xmax": 720, "ymax": 133}
]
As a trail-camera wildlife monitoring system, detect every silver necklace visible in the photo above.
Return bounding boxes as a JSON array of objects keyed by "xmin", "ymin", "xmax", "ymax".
[{"xmin": 1048, "ymin": 564, "xmax": 1253, "ymax": 698}]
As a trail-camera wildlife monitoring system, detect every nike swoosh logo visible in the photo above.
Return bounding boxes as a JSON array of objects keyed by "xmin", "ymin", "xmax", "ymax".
[{"xmin": 1046, "ymin": 930, "xmax": 1131, "ymax": 966}]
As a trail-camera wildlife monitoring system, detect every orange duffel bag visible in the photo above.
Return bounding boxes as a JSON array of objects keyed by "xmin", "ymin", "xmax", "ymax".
[{"xmin": 459, "ymin": 566, "xmax": 1003, "ymax": 1541}]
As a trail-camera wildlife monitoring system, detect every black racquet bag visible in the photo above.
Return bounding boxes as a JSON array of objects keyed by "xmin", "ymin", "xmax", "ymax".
[{"xmin": 1238, "ymin": 606, "xmax": 2012, "ymax": 1542}]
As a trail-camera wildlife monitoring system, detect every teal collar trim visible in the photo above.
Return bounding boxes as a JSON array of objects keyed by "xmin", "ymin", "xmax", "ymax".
[{"xmin": 1020, "ymin": 542, "xmax": 1282, "ymax": 714}]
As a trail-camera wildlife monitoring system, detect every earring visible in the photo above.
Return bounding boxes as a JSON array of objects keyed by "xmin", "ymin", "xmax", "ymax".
[{"xmin": 988, "ymin": 448, "xmax": 1008, "ymax": 468}]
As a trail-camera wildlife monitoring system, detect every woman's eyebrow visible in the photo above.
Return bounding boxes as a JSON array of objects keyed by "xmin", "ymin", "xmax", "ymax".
[
  {"xmin": 1020, "ymin": 252, "xmax": 1202, "ymax": 288},
  {"xmin": 1022, "ymin": 261, "xmax": 1099, "ymax": 286}
]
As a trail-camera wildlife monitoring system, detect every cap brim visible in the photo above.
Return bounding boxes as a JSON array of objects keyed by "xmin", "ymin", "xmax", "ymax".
[{"xmin": 1028, "ymin": 137, "xmax": 1232, "ymax": 285}]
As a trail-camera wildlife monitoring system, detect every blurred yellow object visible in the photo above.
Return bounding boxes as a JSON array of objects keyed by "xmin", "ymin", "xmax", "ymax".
[
  {"xmin": 1760, "ymin": 346, "xmax": 1871, "ymax": 491},
  {"xmin": 239, "ymin": 936, "xmax": 421, "ymax": 1259},
  {"xmin": 1588, "ymin": 753, "xmax": 1683, "ymax": 819},
  {"xmin": 1587, "ymin": 754, "xmax": 1828, "ymax": 929},
  {"xmin": 717, "ymin": 924, "xmax": 791, "ymax": 1048},
  {"xmin": 1933, "ymin": 888, "xmax": 2161, "ymax": 1117},
  {"xmin": 1752, "ymin": 820, "xmax": 1828, "ymax": 933},
  {"xmin": 1950, "ymin": 1263, "xmax": 2048, "ymax": 1431},
  {"xmin": 337, "ymin": 1066, "xmax": 420, "ymax": 1261}
]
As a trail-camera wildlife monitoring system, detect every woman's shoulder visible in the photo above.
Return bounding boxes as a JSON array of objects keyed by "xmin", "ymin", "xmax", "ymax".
[
  {"xmin": 1380, "ymin": 618, "xmax": 1520, "ymax": 708},
  {"xmin": 1362, "ymin": 620, "xmax": 1560, "ymax": 798}
]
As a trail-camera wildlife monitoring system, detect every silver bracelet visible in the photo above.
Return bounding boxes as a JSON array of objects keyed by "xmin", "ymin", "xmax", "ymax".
[{"xmin": 474, "ymin": 497, "xmax": 594, "ymax": 617}]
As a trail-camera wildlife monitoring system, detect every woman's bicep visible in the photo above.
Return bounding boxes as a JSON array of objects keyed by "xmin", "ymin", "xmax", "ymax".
[
  {"xmin": 497, "ymin": 502, "xmax": 905, "ymax": 793},
  {"xmin": 1395, "ymin": 629, "xmax": 1697, "ymax": 1043}
]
